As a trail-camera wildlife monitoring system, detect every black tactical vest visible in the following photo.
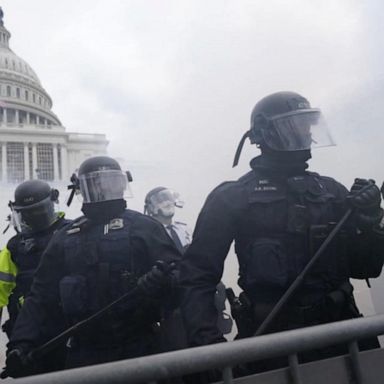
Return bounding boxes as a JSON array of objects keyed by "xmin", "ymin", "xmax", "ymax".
[
  {"xmin": 7, "ymin": 216, "xmax": 70, "ymax": 324},
  {"xmin": 60, "ymin": 211, "xmax": 159, "ymax": 343},
  {"xmin": 235, "ymin": 169, "xmax": 350, "ymax": 300}
]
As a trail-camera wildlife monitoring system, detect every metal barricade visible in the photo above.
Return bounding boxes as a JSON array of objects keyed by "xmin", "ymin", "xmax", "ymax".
[{"xmin": 14, "ymin": 314, "xmax": 384, "ymax": 384}]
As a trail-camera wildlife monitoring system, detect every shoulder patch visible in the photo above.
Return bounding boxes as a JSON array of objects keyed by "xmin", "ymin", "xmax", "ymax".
[{"xmin": 109, "ymin": 218, "xmax": 124, "ymax": 230}]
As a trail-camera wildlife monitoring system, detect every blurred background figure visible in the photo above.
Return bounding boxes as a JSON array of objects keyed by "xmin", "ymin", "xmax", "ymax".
[
  {"xmin": 144, "ymin": 187, "xmax": 191, "ymax": 253},
  {"xmin": 144, "ymin": 187, "xmax": 233, "ymax": 340}
]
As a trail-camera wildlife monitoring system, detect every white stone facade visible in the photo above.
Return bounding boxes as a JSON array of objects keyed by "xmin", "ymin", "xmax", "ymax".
[{"xmin": 0, "ymin": 11, "xmax": 108, "ymax": 184}]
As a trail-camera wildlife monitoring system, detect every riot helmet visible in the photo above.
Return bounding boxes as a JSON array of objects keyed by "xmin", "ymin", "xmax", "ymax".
[
  {"xmin": 233, "ymin": 91, "xmax": 335, "ymax": 167},
  {"xmin": 75, "ymin": 156, "xmax": 133, "ymax": 204},
  {"xmin": 144, "ymin": 187, "xmax": 184, "ymax": 218},
  {"xmin": 11, "ymin": 180, "xmax": 59, "ymax": 232},
  {"xmin": 72, "ymin": 156, "xmax": 133, "ymax": 221}
]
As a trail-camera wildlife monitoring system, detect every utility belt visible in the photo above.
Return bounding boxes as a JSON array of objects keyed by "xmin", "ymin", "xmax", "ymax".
[
  {"xmin": 276, "ymin": 301, "xmax": 329, "ymax": 328},
  {"xmin": 252, "ymin": 282, "xmax": 359, "ymax": 331},
  {"xmin": 230, "ymin": 282, "xmax": 358, "ymax": 338}
]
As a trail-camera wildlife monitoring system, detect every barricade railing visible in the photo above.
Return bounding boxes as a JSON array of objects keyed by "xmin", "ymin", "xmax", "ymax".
[{"xmin": 14, "ymin": 313, "xmax": 384, "ymax": 384}]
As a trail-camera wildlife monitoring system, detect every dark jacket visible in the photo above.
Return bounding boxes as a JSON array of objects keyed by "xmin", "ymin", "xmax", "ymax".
[
  {"xmin": 3, "ymin": 214, "xmax": 71, "ymax": 337},
  {"xmin": 180, "ymin": 157, "xmax": 384, "ymax": 346},
  {"xmin": 9, "ymin": 209, "xmax": 181, "ymax": 353}
]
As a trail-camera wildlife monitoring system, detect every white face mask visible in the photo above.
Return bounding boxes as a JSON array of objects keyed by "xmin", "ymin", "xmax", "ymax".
[{"xmin": 157, "ymin": 201, "xmax": 176, "ymax": 218}]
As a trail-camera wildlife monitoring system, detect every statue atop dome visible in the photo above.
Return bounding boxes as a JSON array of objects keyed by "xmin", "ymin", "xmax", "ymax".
[{"xmin": 0, "ymin": 8, "xmax": 4, "ymax": 27}]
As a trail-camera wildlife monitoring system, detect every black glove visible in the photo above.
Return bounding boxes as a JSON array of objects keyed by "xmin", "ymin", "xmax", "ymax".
[
  {"xmin": 2, "ymin": 347, "xmax": 33, "ymax": 379},
  {"xmin": 349, "ymin": 178, "xmax": 381, "ymax": 209},
  {"xmin": 137, "ymin": 261, "xmax": 176, "ymax": 298},
  {"xmin": 348, "ymin": 178, "xmax": 383, "ymax": 229}
]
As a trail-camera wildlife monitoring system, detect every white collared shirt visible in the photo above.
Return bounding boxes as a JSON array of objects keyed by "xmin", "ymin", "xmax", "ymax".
[{"xmin": 164, "ymin": 221, "xmax": 191, "ymax": 248}]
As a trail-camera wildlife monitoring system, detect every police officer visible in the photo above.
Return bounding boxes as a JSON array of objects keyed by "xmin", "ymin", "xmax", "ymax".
[
  {"xmin": 0, "ymin": 180, "xmax": 71, "ymax": 373},
  {"xmin": 179, "ymin": 92, "xmax": 384, "ymax": 361},
  {"xmin": 144, "ymin": 187, "xmax": 191, "ymax": 253},
  {"xmin": 144, "ymin": 187, "xmax": 191, "ymax": 354},
  {"xmin": 4, "ymin": 156, "xmax": 181, "ymax": 377},
  {"xmin": 144, "ymin": 187, "xmax": 232, "ymax": 353}
]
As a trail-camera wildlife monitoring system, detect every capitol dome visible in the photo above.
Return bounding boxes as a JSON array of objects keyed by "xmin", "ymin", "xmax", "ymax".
[
  {"xmin": 0, "ymin": 46, "xmax": 41, "ymax": 86},
  {"xmin": 0, "ymin": 11, "xmax": 60, "ymax": 126},
  {"xmin": 0, "ymin": 8, "xmax": 108, "ymax": 184}
]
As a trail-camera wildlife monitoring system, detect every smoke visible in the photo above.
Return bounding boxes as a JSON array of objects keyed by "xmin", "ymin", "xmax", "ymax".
[{"xmin": 1, "ymin": 0, "xmax": 384, "ymax": 315}]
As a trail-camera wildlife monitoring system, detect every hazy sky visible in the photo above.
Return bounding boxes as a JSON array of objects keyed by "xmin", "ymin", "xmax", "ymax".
[
  {"xmin": 2, "ymin": 2, "xmax": 383, "ymax": 199},
  {"xmin": 1, "ymin": 0, "xmax": 384, "ymax": 294}
]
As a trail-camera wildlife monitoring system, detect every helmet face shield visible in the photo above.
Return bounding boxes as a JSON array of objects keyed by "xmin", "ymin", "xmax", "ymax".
[
  {"xmin": 79, "ymin": 170, "xmax": 132, "ymax": 203},
  {"xmin": 148, "ymin": 189, "xmax": 184, "ymax": 217},
  {"xmin": 13, "ymin": 196, "xmax": 56, "ymax": 231},
  {"xmin": 10, "ymin": 210, "xmax": 23, "ymax": 233},
  {"xmin": 261, "ymin": 109, "xmax": 335, "ymax": 151}
]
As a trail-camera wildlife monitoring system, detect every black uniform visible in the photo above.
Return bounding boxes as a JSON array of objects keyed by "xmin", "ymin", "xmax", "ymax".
[
  {"xmin": 9, "ymin": 209, "xmax": 181, "ymax": 369},
  {"xmin": 3, "ymin": 214, "xmax": 71, "ymax": 374},
  {"xmin": 4, "ymin": 214, "xmax": 71, "ymax": 336},
  {"xmin": 180, "ymin": 156, "xmax": 384, "ymax": 353}
]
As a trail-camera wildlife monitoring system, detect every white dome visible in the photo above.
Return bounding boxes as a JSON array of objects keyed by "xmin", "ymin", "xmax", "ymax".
[
  {"xmin": 0, "ymin": 13, "xmax": 60, "ymax": 125},
  {"xmin": 0, "ymin": 47, "xmax": 41, "ymax": 87},
  {"xmin": 0, "ymin": 7, "xmax": 108, "ymax": 186}
]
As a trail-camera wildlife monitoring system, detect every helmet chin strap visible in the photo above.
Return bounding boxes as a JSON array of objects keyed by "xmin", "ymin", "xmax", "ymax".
[{"xmin": 232, "ymin": 131, "xmax": 250, "ymax": 168}]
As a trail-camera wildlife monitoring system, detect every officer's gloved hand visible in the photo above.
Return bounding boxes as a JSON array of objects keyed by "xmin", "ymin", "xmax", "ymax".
[
  {"xmin": 348, "ymin": 178, "xmax": 383, "ymax": 230},
  {"xmin": 2, "ymin": 346, "xmax": 33, "ymax": 378},
  {"xmin": 138, "ymin": 261, "xmax": 176, "ymax": 298}
]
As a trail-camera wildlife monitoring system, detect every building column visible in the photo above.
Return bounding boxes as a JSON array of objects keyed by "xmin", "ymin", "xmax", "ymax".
[
  {"xmin": 15, "ymin": 110, "xmax": 19, "ymax": 125},
  {"xmin": 26, "ymin": 112, "xmax": 30, "ymax": 124},
  {"xmin": 53, "ymin": 144, "xmax": 59, "ymax": 181},
  {"xmin": 3, "ymin": 108, "xmax": 7, "ymax": 125},
  {"xmin": 32, "ymin": 143, "xmax": 38, "ymax": 179},
  {"xmin": 61, "ymin": 145, "xmax": 68, "ymax": 181},
  {"xmin": 1, "ymin": 142, "xmax": 6, "ymax": 182},
  {"xmin": 24, "ymin": 143, "xmax": 30, "ymax": 180}
]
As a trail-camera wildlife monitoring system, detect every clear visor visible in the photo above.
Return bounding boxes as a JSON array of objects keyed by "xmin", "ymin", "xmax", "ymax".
[
  {"xmin": 12, "ymin": 196, "xmax": 56, "ymax": 231},
  {"xmin": 261, "ymin": 109, "xmax": 336, "ymax": 151},
  {"xmin": 79, "ymin": 170, "xmax": 132, "ymax": 203},
  {"xmin": 149, "ymin": 189, "xmax": 184, "ymax": 209},
  {"xmin": 10, "ymin": 211, "xmax": 23, "ymax": 233}
]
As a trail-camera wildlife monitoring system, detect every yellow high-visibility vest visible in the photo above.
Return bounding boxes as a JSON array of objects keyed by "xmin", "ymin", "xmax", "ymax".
[{"xmin": 0, "ymin": 247, "xmax": 18, "ymax": 308}]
